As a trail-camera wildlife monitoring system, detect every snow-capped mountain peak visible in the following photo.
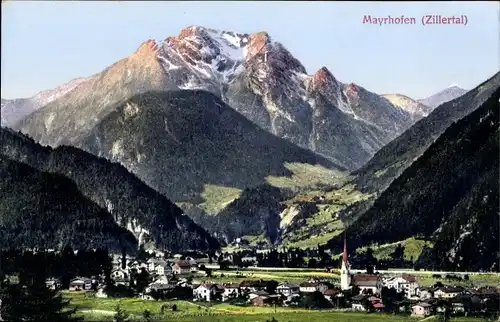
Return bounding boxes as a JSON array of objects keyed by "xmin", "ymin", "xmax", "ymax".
[{"xmin": 160, "ymin": 26, "xmax": 249, "ymax": 83}]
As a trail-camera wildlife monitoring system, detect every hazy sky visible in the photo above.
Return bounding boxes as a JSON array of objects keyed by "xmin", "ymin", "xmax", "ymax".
[{"xmin": 1, "ymin": 1, "xmax": 499, "ymax": 99}]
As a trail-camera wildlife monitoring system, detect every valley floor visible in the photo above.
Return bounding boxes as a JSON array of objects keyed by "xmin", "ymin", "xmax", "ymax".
[{"xmin": 67, "ymin": 291, "xmax": 496, "ymax": 322}]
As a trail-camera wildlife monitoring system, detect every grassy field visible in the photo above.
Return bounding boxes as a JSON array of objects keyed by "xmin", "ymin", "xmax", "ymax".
[
  {"xmin": 266, "ymin": 162, "xmax": 347, "ymax": 190},
  {"xmin": 356, "ymin": 238, "xmax": 434, "ymax": 262},
  {"xmin": 201, "ymin": 270, "xmax": 340, "ymax": 284},
  {"xmin": 174, "ymin": 312, "xmax": 494, "ymax": 322},
  {"xmin": 66, "ymin": 291, "xmax": 329, "ymax": 321},
  {"xmin": 415, "ymin": 273, "xmax": 500, "ymax": 288},
  {"xmin": 199, "ymin": 184, "xmax": 242, "ymax": 214},
  {"xmin": 66, "ymin": 290, "xmax": 496, "ymax": 321},
  {"xmin": 281, "ymin": 183, "xmax": 371, "ymax": 249}
]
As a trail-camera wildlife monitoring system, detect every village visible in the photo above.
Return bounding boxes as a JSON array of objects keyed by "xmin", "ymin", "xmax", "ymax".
[{"xmin": 38, "ymin": 243, "xmax": 500, "ymax": 320}]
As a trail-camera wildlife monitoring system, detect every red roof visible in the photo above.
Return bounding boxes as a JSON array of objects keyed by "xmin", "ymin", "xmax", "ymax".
[
  {"xmin": 175, "ymin": 260, "xmax": 191, "ymax": 268},
  {"xmin": 324, "ymin": 289, "xmax": 340, "ymax": 296},
  {"xmin": 402, "ymin": 275, "xmax": 417, "ymax": 283}
]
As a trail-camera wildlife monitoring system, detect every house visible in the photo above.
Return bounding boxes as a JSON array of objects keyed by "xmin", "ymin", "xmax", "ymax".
[
  {"xmin": 239, "ymin": 280, "xmax": 267, "ymax": 293},
  {"xmin": 299, "ymin": 282, "xmax": 317, "ymax": 293},
  {"xmin": 252, "ymin": 294, "xmax": 272, "ymax": 307},
  {"xmin": 434, "ymin": 286, "xmax": 463, "ymax": 298},
  {"xmin": 241, "ymin": 256, "xmax": 258, "ymax": 265},
  {"xmin": 172, "ymin": 260, "xmax": 192, "ymax": 275},
  {"xmin": 95, "ymin": 286, "xmax": 108, "ymax": 298},
  {"xmin": 193, "ymin": 284, "xmax": 223, "ymax": 302},
  {"xmin": 323, "ymin": 289, "xmax": 342, "ymax": 302},
  {"xmin": 111, "ymin": 268, "xmax": 128, "ymax": 280},
  {"xmin": 252, "ymin": 294, "xmax": 280, "ymax": 307},
  {"xmin": 114, "ymin": 278, "xmax": 130, "ymax": 287},
  {"xmin": 185, "ymin": 257, "xmax": 197, "ymax": 267},
  {"xmin": 276, "ymin": 284, "xmax": 300, "ymax": 297},
  {"xmin": 144, "ymin": 283, "xmax": 176, "ymax": 298},
  {"xmin": 69, "ymin": 277, "xmax": 92, "ymax": 291},
  {"xmin": 147, "ymin": 259, "xmax": 170, "ymax": 276},
  {"xmin": 45, "ymin": 278, "xmax": 61, "ymax": 290},
  {"xmin": 299, "ymin": 282, "xmax": 329, "ymax": 294},
  {"xmin": 248, "ymin": 290, "xmax": 270, "ymax": 301},
  {"xmin": 222, "ymin": 283, "xmax": 240, "ymax": 301},
  {"xmin": 154, "ymin": 262, "xmax": 170, "ymax": 276},
  {"xmin": 416, "ymin": 287, "xmax": 433, "ymax": 299},
  {"xmin": 412, "ymin": 302, "xmax": 433, "ymax": 317},
  {"xmin": 383, "ymin": 275, "xmax": 419, "ymax": 297},
  {"xmin": 351, "ymin": 294, "xmax": 368, "ymax": 311},
  {"xmin": 351, "ymin": 274, "xmax": 382, "ymax": 295},
  {"xmin": 152, "ymin": 275, "xmax": 169, "ymax": 285}
]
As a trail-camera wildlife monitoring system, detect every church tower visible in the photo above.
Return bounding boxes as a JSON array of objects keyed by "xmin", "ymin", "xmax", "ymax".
[{"xmin": 340, "ymin": 234, "xmax": 351, "ymax": 290}]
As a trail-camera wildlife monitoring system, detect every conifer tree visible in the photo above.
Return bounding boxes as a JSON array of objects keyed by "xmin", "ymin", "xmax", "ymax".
[{"xmin": 0, "ymin": 280, "xmax": 82, "ymax": 322}]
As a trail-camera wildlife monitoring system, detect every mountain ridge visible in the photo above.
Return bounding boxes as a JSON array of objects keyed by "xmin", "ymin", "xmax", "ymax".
[
  {"xmin": 0, "ymin": 127, "xmax": 221, "ymax": 252},
  {"xmin": 418, "ymin": 85, "xmax": 468, "ymax": 109},
  {"xmin": 0, "ymin": 155, "xmax": 139, "ymax": 253}
]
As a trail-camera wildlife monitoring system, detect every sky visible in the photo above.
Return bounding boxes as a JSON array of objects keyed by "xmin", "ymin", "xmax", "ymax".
[{"xmin": 1, "ymin": 1, "xmax": 499, "ymax": 99}]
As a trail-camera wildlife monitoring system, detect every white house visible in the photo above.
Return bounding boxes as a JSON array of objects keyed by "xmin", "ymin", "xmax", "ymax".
[
  {"xmin": 434, "ymin": 287, "xmax": 463, "ymax": 298},
  {"xmin": 351, "ymin": 275, "xmax": 383, "ymax": 295},
  {"xmin": 152, "ymin": 275, "xmax": 169, "ymax": 285},
  {"xmin": 416, "ymin": 287, "xmax": 433, "ymax": 299},
  {"xmin": 383, "ymin": 275, "xmax": 419, "ymax": 297},
  {"xmin": 222, "ymin": 284, "xmax": 240, "ymax": 301},
  {"xmin": 299, "ymin": 282, "xmax": 317, "ymax": 293},
  {"xmin": 276, "ymin": 284, "xmax": 300, "ymax": 297},
  {"xmin": 239, "ymin": 281, "xmax": 267, "ymax": 293},
  {"xmin": 299, "ymin": 282, "xmax": 329, "ymax": 293},
  {"xmin": 95, "ymin": 287, "xmax": 108, "ymax": 298},
  {"xmin": 193, "ymin": 284, "xmax": 221, "ymax": 302},
  {"xmin": 45, "ymin": 278, "xmax": 61, "ymax": 290},
  {"xmin": 69, "ymin": 277, "xmax": 92, "ymax": 291},
  {"xmin": 172, "ymin": 260, "xmax": 192, "ymax": 275},
  {"xmin": 111, "ymin": 268, "xmax": 128, "ymax": 280},
  {"xmin": 411, "ymin": 303, "xmax": 433, "ymax": 317}
]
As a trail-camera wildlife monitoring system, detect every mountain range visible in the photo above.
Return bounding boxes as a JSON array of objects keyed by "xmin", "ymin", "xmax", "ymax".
[
  {"xmin": 7, "ymin": 26, "xmax": 451, "ymax": 171},
  {"xmin": 1, "ymin": 25, "xmax": 497, "ymax": 270}
]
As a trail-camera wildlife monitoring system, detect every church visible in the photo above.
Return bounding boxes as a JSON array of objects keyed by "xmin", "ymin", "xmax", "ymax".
[{"xmin": 340, "ymin": 236, "xmax": 383, "ymax": 294}]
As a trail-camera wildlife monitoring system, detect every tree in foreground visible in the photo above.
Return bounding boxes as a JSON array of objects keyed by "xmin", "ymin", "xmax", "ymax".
[
  {"xmin": 142, "ymin": 309, "xmax": 153, "ymax": 322},
  {"xmin": 114, "ymin": 304, "xmax": 130, "ymax": 322},
  {"xmin": 0, "ymin": 280, "xmax": 82, "ymax": 322}
]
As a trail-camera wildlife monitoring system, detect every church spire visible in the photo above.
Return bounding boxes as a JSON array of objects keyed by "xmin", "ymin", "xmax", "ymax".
[{"xmin": 342, "ymin": 233, "xmax": 348, "ymax": 265}]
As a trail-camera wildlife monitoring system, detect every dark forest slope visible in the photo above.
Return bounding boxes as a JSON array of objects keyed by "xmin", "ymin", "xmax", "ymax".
[{"xmin": 329, "ymin": 88, "xmax": 500, "ymax": 271}]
